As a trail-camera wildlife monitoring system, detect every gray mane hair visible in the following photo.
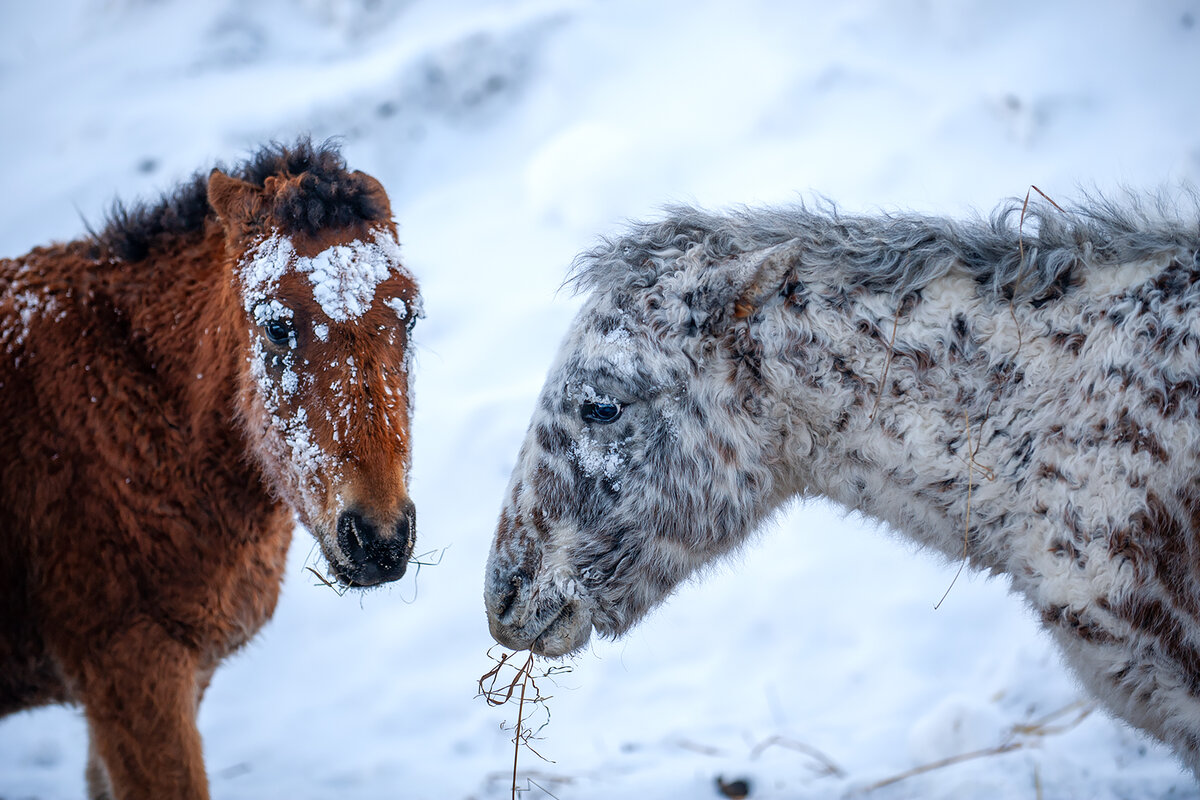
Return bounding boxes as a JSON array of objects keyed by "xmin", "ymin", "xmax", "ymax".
[
  {"xmin": 486, "ymin": 187, "xmax": 1200, "ymax": 782},
  {"xmin": 571, "ymin": 192, "xmax": 1200, "ymax": 304}
]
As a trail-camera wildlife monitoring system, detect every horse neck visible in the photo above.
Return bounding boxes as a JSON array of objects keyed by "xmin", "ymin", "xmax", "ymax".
[
  {"xmin": 759, "ymin": 269, "xmax": 1040, "ymax": 568},
  {"xmin": 101, "ymin": 226, "xmax": 245, "ymax": 437}
]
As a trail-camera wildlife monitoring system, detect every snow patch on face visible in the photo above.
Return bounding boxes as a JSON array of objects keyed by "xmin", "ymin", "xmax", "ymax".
[
  {"xmin": 570, "ymin": 431, "xmax": 625, "ymax": 484},
  {"xmin": 384, "ymin": 293, "xmax": 425, "ymax": 327},
  {"xmin": 595, "ymin": 327, "xmax": 636, "ymax": 376},
  {"xmin": 280, "ymin": 367, "xmax": 299, "ymax": 396},
  {"xmin": 314, "ymin": 322, "xmax": 329, "ymax": 342},
  {"xmin": 248, "ymin": 330, "xmax": 336, "ymax": 498},
  {"xmin": 282, "ymin": 407, "xmax": 325, "ymax": 477},
  {"xmin": 384, "ymin": 296, "xmax": 409, "ymax": 322},
  {"xmin": 238, "ymin": 235, "xmax": 294, "ymax": 314},
  {"xmin": 570, "ymin": 383, "xmax": 621, "ymax": 407},
  {"xmin": 238, "ymin": 228, "xmax": 408, "ymax": 323},
  {"xmin": 252, "ymin": 299, "xmax": 293, "ymax": 326}
]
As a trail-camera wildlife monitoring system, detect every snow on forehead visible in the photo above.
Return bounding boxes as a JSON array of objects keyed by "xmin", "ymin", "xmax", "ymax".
[
  {"xmin": 238, "ymin": 228, "xmax": 409, "ymax": 322},
  {"xmin": 575, "ymin": 303, "xmax": 638, "ymax": 377}
]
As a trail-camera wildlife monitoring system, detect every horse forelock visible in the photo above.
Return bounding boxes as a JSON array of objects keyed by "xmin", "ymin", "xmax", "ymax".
[{"xmin": 95, "ymin": 137, "xmax": 389, "ymax": 262}]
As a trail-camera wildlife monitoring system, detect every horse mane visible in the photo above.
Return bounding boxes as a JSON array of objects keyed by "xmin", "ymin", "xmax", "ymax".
[
  {"xmin": 571, "ymin": 191, "xmax": 1200, "ymax": 305},
  {"xmin": 96, "ymin": 138, "xmax": 387, "ymax": 262}
]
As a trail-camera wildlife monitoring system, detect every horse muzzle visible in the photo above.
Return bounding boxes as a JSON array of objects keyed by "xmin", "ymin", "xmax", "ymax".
[
  {"xmin": 483, "ymin": 564, "xmax": 593, "ymax": 657},
  {"xmin": 331, "ymin": 501, "xmax": 416, "ymax": 587}
]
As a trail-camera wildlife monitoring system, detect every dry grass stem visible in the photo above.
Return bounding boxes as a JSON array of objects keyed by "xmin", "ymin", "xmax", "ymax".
[
  {"xmin": 1009, "ymin": 185, "xmax": 1065, "ymax": 367},
  {"xmin": 305, "ymin": 565, "xmax": 350, "ymax": 597},
  {"xmin": 935, "ymin": 410, "xmax": 995, "ymax": 610},
  {"xmin": 305, "ymin": 547, "xmax": 446, "ymax": 602},
  {"xmin": 478, "ymin": 647, "xmax": 572, "ymax": 800},
  {"xmin": 484, "ymin": 771, "xmax": 572, "ymax": 799},
  {"xmin": 671, "ymin": 737, "xmax": 725, "ymax": 757},
  {"xmin": 869, "ymin": 305, "xmax": 902, "ymax": 424},
  {"xmin": 398, "ymin": 546, "xmax": 448, "ymax": 604},
  {"xmin": 749, "ymin": 735, "xmax": 846, "ymax": 778},
  {"xmin": 858, "ymin": 741, "xmax": 1024, "ymax": 793},
  {"xmin": 1016, "ymin": 184, "xmax": 1065, "ymax": 270},
  {"xmin": 855, "ymin": 698, "xmax": 1096, "ymax": 795}
]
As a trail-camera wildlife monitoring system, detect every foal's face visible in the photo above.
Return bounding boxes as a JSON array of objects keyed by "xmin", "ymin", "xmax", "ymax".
[
  {"xmin": 485, "ymin": 272, "xmax": 777, "ymax": 656},
  {"xmin": 234, "ymin": 224, "xmax": 421, "ymax": 586}
]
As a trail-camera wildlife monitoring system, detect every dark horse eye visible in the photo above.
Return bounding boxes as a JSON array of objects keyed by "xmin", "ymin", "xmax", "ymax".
[
  {"xmin": 264, "ymin": 319, "xmax": 294, "ymax": 346},
  {"xmin": 581, "ymin": 402, "xmax": 622, "ymax": 424}
]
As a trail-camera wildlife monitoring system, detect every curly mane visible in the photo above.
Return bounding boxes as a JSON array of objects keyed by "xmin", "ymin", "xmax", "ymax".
[
  {"xmin": 96, "ymin": 138, "xmax": 387, "ymax": 261},
  {"xmin": 572, "ymin": 192, "xmax": 1200, "ymax": 306}
]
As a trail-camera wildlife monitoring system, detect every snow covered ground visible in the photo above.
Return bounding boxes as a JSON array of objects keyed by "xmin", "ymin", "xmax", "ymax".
[{"xmin": 3, "ymin": 1, "xmax": 1200, "ymax": 798}]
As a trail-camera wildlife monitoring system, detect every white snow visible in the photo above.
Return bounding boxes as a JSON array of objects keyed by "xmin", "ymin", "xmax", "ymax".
[
  {"xmin": 2, "ymin": 1, "xmax": 1200, "ymax": 798},
  {"xmin": 302, "ymin": 229, "xmax": 403, "ymax": 323},
  {"xmin": 251, "ymin": 299, "xmax": 294, "ymax": 326},
  {"xmin": 384, "ymin": 295, "xmax": 411, "ymax": 322},
  {"xmin": 570, "ymin": 431, "xmax": 625, "ymax": 481},
  {"xmin": 241, "ymin": 228, "xmax": 406, "ymax": 323}
]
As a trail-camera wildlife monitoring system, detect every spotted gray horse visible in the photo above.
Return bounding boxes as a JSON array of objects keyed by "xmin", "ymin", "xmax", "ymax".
[{"xmin": 485, "ymin": 194, "xmax": 1200, "ymax": 776}]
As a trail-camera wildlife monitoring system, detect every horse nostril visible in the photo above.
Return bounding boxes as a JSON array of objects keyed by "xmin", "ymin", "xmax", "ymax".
[
  {"xmin": 337, "ymin": 510, "xmax": 372, "ymax": 561},
  {"xmin": 492, "ymin": 568, "xmax": 528, "ymax": 620},
  {"xmin": 335, "ymin": 507, "xmax": 412, "ymax": 585},
  {"xmin": 394, "ymin": 501, "xmax": 416, "ymax": 548}
]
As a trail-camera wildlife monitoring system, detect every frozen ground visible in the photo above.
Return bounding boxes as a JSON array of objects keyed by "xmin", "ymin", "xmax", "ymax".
[{"xmin": 2, "ymin": 1, "xmax": 1200, "ymax": 798}]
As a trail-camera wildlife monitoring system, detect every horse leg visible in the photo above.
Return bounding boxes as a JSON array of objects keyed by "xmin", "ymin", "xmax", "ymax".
[
  {"xmin": 70, "ymin": 623, "xmax": 210, "ymax": 800},
  {"xmin": 85, "ymin": 736, "xmax": 115, "ymax": 800}
]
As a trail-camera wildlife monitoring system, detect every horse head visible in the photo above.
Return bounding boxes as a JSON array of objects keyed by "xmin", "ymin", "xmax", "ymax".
[
  {"xmin": 209, "ymin": 164, "xmax": 421, "ymax": 587},
  {"xmin": 484, "ymin": 235, "xmax": 797, "ymax": 654}
]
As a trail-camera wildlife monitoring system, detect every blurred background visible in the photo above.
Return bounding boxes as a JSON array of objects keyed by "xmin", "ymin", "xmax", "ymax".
[{"xmin": 2, "ymin": 1, "xmax": 1199, "ymax": 798}]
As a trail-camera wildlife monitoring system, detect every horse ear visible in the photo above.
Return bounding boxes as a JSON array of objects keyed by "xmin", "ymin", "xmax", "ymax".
[
  {"xmin": 666, "ymin": 242, "xmax": 800, "ymax": 337},
  {"xmin": 207, "ymin": 170, "xmax": 261, "ymax": 234},
  {"xmin": 353, "ymin": 170, "xmax": 393, "ymax": 221},
  {"xmin": 731, "ymin": 240, "xmax": 802, "ymax": 320}
]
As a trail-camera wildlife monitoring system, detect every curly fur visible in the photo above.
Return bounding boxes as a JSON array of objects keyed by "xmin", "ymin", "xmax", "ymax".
[
  {"xmin": 485, "ymin": 190, "xmax": 1200, "ymax": 777},
  {"xmin": 97, "ymin": 138, "xmax": 385, "ymax": 262},
  {"xmin": 1, "ymin": 144, "xmax": 418, "ymax": 799}
]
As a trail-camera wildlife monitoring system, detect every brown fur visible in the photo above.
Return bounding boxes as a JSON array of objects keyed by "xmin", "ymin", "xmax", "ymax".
[{"xmin": 0, "ymin": 143, "xmax": 418, "ymax": 799}]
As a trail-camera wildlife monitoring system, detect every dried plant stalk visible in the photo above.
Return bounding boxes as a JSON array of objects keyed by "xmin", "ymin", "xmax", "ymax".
[
  {"xmin": 856, "ymin": 699, "xmax": 1095, "ymax": 794},
  {"xmin": 478, "ymin": 648, "xmax": 571, "ymax": 800}
]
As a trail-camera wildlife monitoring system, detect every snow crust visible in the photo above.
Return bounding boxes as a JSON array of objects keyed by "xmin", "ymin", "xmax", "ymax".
[{"xmin": 240, "ymin": 228, "xmax": 405, "ymax": 323}]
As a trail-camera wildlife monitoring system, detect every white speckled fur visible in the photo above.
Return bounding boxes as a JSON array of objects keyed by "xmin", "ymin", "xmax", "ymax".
[{"xmin": 485, "ymin": 193, "xmax": 1200, "ymax": 777}]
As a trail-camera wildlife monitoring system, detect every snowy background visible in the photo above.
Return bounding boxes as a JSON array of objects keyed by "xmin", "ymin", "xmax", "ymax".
[{"xmin": 3, "ymin": 1, "xmax": 1200, "ymax": 798}]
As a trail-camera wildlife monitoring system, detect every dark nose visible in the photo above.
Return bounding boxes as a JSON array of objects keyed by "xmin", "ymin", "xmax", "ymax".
[
  {"xmin": 487, "ymin": 567, "xmax": 529, "ymax": 623},
  {"xmin": 336, "ymin": 503, "xmax": 415, "ymax": 586}
]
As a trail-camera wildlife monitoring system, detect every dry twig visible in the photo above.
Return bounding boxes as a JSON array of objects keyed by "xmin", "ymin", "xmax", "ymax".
[
  {"xmin": 869, "ymin": 304, "xmax": 903, "ymax": 424},
  {"xmin": 854, "ymin": 698, "xmax": 1096, "ymax": 795},
  {"xmin": 1008, "ymin": 185, "xmax": 1066, "ymax": 372},
  {"xmin": 478, "ymin": 647, "xmax": 572, "ymax": 800},
  {"xmin": 306, "ymin": 565, "xmax": 350, "ymax": 597},
  {"xmin": 305, "ymin": 546, "xmax": 447, "ymax": 602},
  {"xmin": 749, "ymin": 735, "xmax": 845, "ymax": 778},
  {"xmin": 935, "ymin": 409, "xmax": 996, "ymax": 610}
]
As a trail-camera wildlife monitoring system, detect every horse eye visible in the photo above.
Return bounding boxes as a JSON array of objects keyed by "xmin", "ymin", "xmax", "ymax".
[
  {"xmin": 581, "ymin": 402, "xmax": 622, "ymax": 424},
  {"xmin": 264, "ymin": 319, "xmax": 294, "ymax": 346}
]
